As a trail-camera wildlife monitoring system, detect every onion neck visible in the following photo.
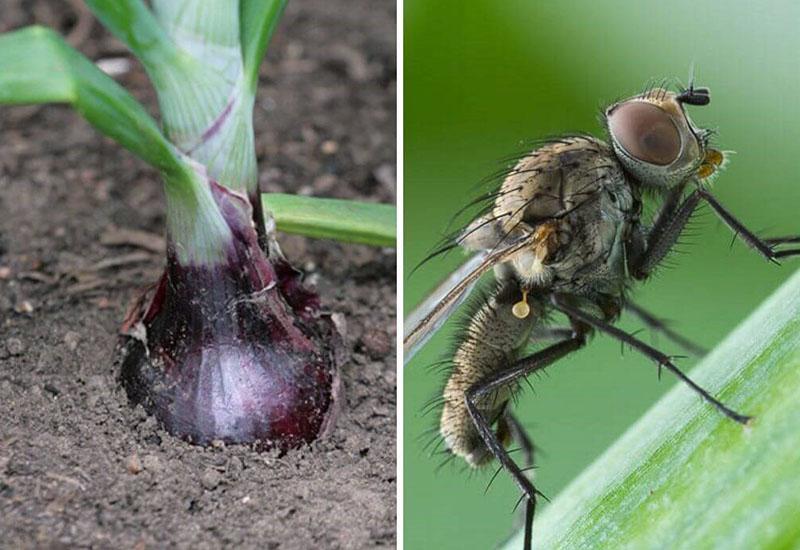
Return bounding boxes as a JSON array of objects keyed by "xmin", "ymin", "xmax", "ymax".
[{"xmin": 163, "ymin": 173, "xmax": 235, "ymax": 267}]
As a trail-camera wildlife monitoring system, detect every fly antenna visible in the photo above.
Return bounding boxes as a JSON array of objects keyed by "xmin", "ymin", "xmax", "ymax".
[{"xmin": 677, "ymin": 63, "xmax": 710, "ymax": 106}]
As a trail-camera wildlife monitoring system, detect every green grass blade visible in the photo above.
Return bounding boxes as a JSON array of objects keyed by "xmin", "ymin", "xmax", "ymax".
[
  {"xmin": 262, "ymin": 193, "xmax": 396, "ymax": 247},
  {"xmin": 503, "ymin": 269, "xmax": 800, "ymax": 549},
  {"xmin": 240, "ymin": 0, "xmax": 287, "ymax": 94},
  {"xmin": 0, "ymin": 25, "xmax": 190, "ymax": 184}
]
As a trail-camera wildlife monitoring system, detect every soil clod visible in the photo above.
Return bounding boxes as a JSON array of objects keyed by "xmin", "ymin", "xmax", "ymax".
[
  {"xmin": 200, "ymin": 469, "xmax": 223, "ymax": 491},
  {"xmin": 126, "ymin": 454, "xmax": 143, "ymax": 475},
  {"xmin": 5, "ymin": 337, "xmax": 25, "ymax": 356}
]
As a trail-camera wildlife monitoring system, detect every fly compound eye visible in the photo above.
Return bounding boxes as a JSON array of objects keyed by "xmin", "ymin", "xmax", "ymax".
[{"xmin": 608, "ymin": 102, "xmax": 681, "ymax": 166}]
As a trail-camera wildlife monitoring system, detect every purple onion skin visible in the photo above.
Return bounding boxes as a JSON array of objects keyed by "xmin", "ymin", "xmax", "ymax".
[{"xmin": 120, "ymin": 183, "xmax": 342, "ymax": 450}]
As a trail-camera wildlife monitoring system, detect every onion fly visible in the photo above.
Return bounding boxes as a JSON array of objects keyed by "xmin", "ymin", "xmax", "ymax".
[{"xmin": 404, "ymin": 81, "xmax": 800, "ymax": 549}]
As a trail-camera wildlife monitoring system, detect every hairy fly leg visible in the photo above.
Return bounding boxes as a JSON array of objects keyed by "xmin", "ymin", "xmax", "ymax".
[
  {"xmin": 697, "ymin": 188, "xmax": 800, "ymax": 261},
  {"xmin": 550, "ymin": 294, "xmax": 750, "ymax": 424},
  {"xmin": 502, "ymin": 412, "xmax": 538, "ymax": 541},
  {"xmin": 465, "ymin": 335, "xmax": 586, "ymax": 550},
  {"xmin": 630, "ymin": 188, "xmax": 702, "ymax": 280},
  {"xmin": 625, "ymin": 300, "xmax": 707, "ymax": 356},
  {"xmin": 629, "ymin": 185, "xmax": 800, "ymax": 278}
]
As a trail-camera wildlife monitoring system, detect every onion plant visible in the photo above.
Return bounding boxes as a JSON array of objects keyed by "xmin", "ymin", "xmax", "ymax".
[{"xmin": 0, "ymin": 1, "xmax": 395, "ymax": 449}]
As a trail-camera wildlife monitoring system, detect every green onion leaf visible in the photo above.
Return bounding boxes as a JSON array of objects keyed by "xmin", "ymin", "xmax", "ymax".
[
  {"xmin": 240, "ymin": 0, "xmax": 288, "ymax": 95},
  {"xmin": 0, "ymin": 25, "xmax": 192, "ymax": 188},
  {"xmin": 82, "ymin": 0, "xmax": 178, "ymax": 70},
  {"xmin": 262, "ymin": 194, "xmax": 396, "ymax": 248}
]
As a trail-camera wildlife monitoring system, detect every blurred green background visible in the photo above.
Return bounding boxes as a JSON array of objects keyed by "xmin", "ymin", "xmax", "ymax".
[{"xmin": 403, "ymin": 1, "xmax": 800, "ymax": 549}]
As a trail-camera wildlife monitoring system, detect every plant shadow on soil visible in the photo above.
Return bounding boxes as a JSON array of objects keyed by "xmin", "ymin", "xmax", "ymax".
[{"xmin": 0, "ymin": 1, "xmax": 396, "ymax": 547}]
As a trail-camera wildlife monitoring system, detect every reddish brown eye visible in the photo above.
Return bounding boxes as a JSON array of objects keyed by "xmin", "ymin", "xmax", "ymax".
[{"xmin": 608, "ymin": 102, "xmax": 681, "ymax": 166}]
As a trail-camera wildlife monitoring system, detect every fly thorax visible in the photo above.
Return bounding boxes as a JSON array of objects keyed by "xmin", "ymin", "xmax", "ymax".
[
  {"xmin": 491, "ymin": 137, "xmax": 618, "ymax": 230},
  {"xmin": 546, "ymin": 181, "xmax": 636, "ymax": 295}
]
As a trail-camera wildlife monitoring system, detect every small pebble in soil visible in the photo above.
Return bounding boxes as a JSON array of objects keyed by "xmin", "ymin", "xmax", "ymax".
[
  {"xmin": 373, "ymin": 163, "xmax": 396, "ymax": 190},
  {"xmin": 320, "ymin": 140, "xmax": 339, "ymax": 154},
  {"xmin": 361, "ymin": 328, "xmax": 392, "ymax": 359},
  {"xmin": 126, "ymin": 454, "xmax": 143, "ymax": 475},
  {"xmin": 63, "ymin": 331, "xmax": 81, "ymax": 352},
  {"xmin": 43, "ymin": 383, "xmax": 60, "ymax": 396},
  {"xmin": 13, "ymin": 300, "xmax": 34, "ymax": 315},
  {"xmin": 200, "ymin": 469, "xmax": 222, "ymax": 491},
  {"xmin": 5, "ymin": 337, "xmax": 25, "ymax": 356},
  {"xmin": 226, "ymin": 456, "xmax": 245, "ymax": 478}
]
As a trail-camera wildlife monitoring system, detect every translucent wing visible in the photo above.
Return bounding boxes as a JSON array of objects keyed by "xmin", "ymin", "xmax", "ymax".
[
  {"xmin": 403, "ymin": 236, "xmax": 533, "ymax": 365},
  {"xmin": 403, "ymin": 252, "xmax": 485, "ymax": 365}
]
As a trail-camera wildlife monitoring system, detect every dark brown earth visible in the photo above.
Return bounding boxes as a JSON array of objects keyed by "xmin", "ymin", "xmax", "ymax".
[{"xmin": 0, "ymin": 1, "xmax": 396, "ymax": 548}]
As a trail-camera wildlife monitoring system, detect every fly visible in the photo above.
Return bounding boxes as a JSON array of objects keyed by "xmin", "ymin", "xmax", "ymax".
[{"xmin": 404, "ymin": 81, "xmax": 800, "ymax": 550}]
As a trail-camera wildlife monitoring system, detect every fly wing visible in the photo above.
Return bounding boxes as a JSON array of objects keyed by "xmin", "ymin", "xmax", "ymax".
[
  {"xmin": 403, "ymin": 236, "xmax": 533, "ymax": 365},
  {"xmin": 403, "ymin": 252, "xmax": 486, "ymax": 365}
]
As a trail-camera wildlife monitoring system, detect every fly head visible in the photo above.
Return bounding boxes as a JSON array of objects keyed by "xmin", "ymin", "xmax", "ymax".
[{"xmin": 604, "ymin": 84, "xmax": 724, "ymax": 187}]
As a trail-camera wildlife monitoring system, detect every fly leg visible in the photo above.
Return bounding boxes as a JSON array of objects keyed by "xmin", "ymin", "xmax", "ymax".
[
  {"xmin": 630, "ymin": 186, "xmax": 800, "ymax": 277},
  {"xmin": 505, "ymin": 412, "xmax": 535, "ymax": 472},
  {"xmin": 766, "ymin": 236, "xmax": 800, "ymax": 257},
  {"xmin": 625, "ymin": 301, "xmax": 707, "ymax": 356},
  {"xmin": 551, "ymin": 294, "xmax": 750, "ymax": 424},
  {"xmin": 765, "ymin": 236, "xmax": 800, "ymax": 245},
  {"xmin": 466, "ymin": 335, "xmax": 586, "ymax": 550},
  {"xmin": 697, "ymin": 188, "xmax": 800, "ymax": 261},
  {"xmin": 503, "ymin": 412, "xmax": 538, "ymax": 538},
  {"xmin": 630, "ymin": 188, "xmax": 702, "ymax": 279}
]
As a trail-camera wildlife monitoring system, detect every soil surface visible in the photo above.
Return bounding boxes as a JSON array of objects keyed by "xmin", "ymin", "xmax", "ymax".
[{"xmin": 0, "ymin": 1, "xmax": 396, "ymax": 548}]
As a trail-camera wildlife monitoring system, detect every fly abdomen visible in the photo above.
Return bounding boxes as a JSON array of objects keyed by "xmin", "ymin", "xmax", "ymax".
[{"xmin": 440, "ymin": 281, "xmax": 537, "ymax": 467}]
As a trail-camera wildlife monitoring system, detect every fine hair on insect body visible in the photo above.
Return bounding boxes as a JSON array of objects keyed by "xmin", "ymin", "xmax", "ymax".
[{"xmin": 403, "ymin": 78, "xmax": 800, "ymax": 549}]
